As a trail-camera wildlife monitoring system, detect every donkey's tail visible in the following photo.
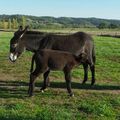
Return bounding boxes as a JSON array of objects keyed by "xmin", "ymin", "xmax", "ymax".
[
  {"xmin": 92, "ymin": 45, "xmax": 96, "ymax": 64},
  {"xmin": 30, "ymin": 54, "xmax": 35, "ymax": 73}
]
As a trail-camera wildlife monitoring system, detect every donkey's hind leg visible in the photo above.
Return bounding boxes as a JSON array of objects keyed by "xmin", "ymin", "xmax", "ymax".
[
  {"xmin": 82, "ymin": 63, "xmax": 88, "ymax": 84},
  {"xmin": 41, "ymin": 69, "xmax": 50, "ymax": 91},
  {"xmin": 88, "ymin": 57, "xmax": 95, "ymax": 85},
  {"xmin": 90, "ymin": 64, "xmax": 95, "ymax": 85}
]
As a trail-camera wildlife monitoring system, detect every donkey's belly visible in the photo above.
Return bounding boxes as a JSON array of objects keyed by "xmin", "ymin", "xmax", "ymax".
[{"xmin": 48, "ymin": 63, "xmax": 64, "ymax": 71}]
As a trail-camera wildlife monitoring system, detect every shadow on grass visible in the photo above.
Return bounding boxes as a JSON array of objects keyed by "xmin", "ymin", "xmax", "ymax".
[
  {"xmin": 0, "ymin": 80, "xmax": 120, "ymax": 90},
  {"xmin": 50, "ymin": 82, "xmax": 120, "ymax": 90},
  {"xmin": 0, "ymin": 80, "xmax": 120, "ymax": 99}
]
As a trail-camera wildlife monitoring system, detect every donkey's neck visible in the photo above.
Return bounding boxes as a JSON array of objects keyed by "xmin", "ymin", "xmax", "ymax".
[
  {"xmin": 24, "ymin": 32, "xmax": 45, "ymax": 52},
  {"xmin": 25, "ymin": 38, "xmax": 40, "ymax": 52}
]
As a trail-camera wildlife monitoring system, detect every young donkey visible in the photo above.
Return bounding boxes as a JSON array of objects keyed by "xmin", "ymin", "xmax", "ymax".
[{"xmin": 28, "ymin": 49, "xmax": 87, "ymax": 97}]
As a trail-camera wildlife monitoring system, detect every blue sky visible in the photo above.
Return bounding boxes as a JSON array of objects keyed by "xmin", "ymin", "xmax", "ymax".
[{"xmin": 0, "ymin": 0, "xmax": 120, "ymax": 20}]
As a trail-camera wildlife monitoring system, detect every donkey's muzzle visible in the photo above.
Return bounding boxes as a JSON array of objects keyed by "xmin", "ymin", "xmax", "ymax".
[{"xmin": 9, "ymin": 53, "xmax": 17, "ymax": 62}]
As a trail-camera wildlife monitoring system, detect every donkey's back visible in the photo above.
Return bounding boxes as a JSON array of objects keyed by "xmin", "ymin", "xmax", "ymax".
[{"xmin": 39, "ymin": 32, "xmax": 95, "ymax": 85}]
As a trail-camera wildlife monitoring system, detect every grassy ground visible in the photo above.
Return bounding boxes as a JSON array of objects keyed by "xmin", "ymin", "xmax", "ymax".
[{"xmin": 0, "ymin": 31, "xmax": 120, "ymax": 120}]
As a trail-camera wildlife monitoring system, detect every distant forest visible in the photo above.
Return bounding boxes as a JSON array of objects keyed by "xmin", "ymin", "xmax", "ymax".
[{"xmin": 0, "ymin": 14, "xmax": 120, "ymax": 29}]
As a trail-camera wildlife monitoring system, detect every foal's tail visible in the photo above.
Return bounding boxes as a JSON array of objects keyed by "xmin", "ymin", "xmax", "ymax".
[{"xmin": 30, "ymin": 54, "xmax": 35, "ymax": 73}]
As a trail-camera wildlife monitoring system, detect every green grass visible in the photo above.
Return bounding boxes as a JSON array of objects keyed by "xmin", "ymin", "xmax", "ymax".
[{"xmin": 0, "ymin": 31, "xmax": 120, "ymax": 120}]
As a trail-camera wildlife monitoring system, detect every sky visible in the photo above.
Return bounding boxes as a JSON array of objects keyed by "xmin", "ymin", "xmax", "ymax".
[{"xmin": 0, "ymin": 0, "xmax": 120, "ymax": 20}]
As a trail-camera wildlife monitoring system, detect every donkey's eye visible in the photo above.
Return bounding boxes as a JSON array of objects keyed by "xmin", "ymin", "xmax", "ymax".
[{"xmin": 12, "ymin": 44, "xmax": 18, "ymax": 48}]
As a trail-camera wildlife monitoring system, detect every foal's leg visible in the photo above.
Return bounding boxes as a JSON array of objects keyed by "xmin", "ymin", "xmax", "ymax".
[
  {"xmin": 82, "ymin": 63, "xmax": 88, "ymax": 84},
  {"xmin": 64, "ymin": 68, "xmax": 73, "ymax": 97},
  {"xmin": 41, "ymin": 70, "xmax": 50, "ymax": 91},
  {"xmin": 28, "ymin": 68, "xmax": 41, "ymax": 97},
  {"xmin": 45, "ymin": 70, "xmax": 50, "ymax": 87}
]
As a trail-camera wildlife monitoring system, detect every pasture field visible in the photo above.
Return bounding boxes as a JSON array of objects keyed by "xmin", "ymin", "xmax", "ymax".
[
  {"xmin": 39, "ymin": 28, "xmax": 120, "ymax": 36},
  {"xmin": 0, "ymin": 31, "xmax": 120, "ymax": 120}
]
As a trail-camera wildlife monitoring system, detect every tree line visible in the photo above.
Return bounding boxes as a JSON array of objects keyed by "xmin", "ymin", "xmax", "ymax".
[
  {"xmin": 0, "ymin": 15, "xmax": 120, "ymax": 29},
  {"xmin": 0, "ymin": 16, "xmax": 26, "ymax": 29},
  {"xmin": 98, "ymin": 22, "xmax": 119, "ymax": 29}
]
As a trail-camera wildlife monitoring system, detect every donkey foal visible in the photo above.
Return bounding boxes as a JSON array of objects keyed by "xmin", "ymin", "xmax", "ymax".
[{"xmin": 28, "ymin": 49, "xmax": 86, "ymax": 97}]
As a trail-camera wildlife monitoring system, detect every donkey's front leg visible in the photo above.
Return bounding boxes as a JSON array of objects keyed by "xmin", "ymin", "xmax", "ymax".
[
  {"xmin": 28, "ymin": 73, "xmax": 36, "ymax": 97},
  {"xmin": 28, "ymin": 69, "xmax": 41, "ymax": 97}
]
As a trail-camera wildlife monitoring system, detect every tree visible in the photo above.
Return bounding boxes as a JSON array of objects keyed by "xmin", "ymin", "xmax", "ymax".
[
  {"xmin": 98, "ymin": 22, "xmax": 108, "ymax": 29},
  {"xmin": 22, "ymin": 16, "xmax": 26, "ymax": 28},
  {"xmin": 12, "ymin": 18, "xmax": 16, "ymax": 29},
  {"xmin": 109, "ymin": 23, "xmax": 118, "ymax": 29},
  {"xmin": 3, "ymin": 19, "xmax": 7, "ymax": 29},
  {"xmin": 12, "ymin": 18, "xmax": 18, "ymax": 29},
  {"xmin": 0, "ymin": 20, "xmax": 2, "ymax": 29},
  {"xmin": 15, "ymin": 18, "xmax": 18, "ymax": 28},
  {"xmin": 8, "ymin": 18, "xmax": 12, "ymax": 29}
]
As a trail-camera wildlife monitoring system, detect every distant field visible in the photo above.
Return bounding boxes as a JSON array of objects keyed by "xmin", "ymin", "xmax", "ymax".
[
  {"xmin": 0, "ymin": 31, "xmax": 120, "ymax": 120},
  {"xmin": 1, "ymin": 28, "xmax": 120, "ymax": 36},
  {"xmin": 38, "ymin": 28, "xmax": 120, "ymax": 36}
]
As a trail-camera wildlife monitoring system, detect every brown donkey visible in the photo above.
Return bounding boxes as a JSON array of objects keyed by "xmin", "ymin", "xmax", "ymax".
[{"xmin": 28, "ymin": 49, "xmax": 87, "ymax": 97}]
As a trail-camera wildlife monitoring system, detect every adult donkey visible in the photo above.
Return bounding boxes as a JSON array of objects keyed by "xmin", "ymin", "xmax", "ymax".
[{"xmin": 9, "ymin": 26, "xmax": 96, "ymax": 85}]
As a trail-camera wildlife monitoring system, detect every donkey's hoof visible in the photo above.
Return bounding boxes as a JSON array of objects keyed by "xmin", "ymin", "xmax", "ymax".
[
  {"xmin": 29, "ymin": 94, "xmax": 34, "ymax": 97},
  {"xmin": 40, "ymin": 87, "xmax": 48, "ymax": 92},
  {"xmin": 82, "ymin": 82, "xmax": 85, "ymax": 85},
  {"xmin": 69, "ymin": 93, "xmax": 74, "ymax": 97},
  {"xmin": 40, "ymin": 90, "xmax": 44, "ymax": 93},
  {"xmin": 44, "ymin": 88, "xmax": 48, "ymax": 91},
  {"xmin": 82, "ymin": 80, "xmax": 87, "ymax": 85}
]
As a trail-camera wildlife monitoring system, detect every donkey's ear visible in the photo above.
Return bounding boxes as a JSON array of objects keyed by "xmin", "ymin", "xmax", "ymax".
[
  {"xmin": 19, "ymin": 26, "xmax": 29, "ymax": 39},
  {"xmin": 19, "ymin": 26, "xmax": 23, "ymax": 31}
]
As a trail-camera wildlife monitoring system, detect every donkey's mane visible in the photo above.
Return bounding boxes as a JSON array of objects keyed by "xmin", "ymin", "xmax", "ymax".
[
  {"xmin": 25, "ymin": 30, "xmax": 84, "ymax": 36},
  {"xmin": 25, "ymin": 30, "xmax": 87, "ymax": 37},
  {"xmin": 26, "ymin": 31, "xmax": 45, "ymax": 35}
]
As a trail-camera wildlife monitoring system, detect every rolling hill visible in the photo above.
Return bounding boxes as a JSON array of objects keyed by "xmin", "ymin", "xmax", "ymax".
[{"xmin": 0, "ymin": 14, "xmax": 120, "ymax": 29}]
